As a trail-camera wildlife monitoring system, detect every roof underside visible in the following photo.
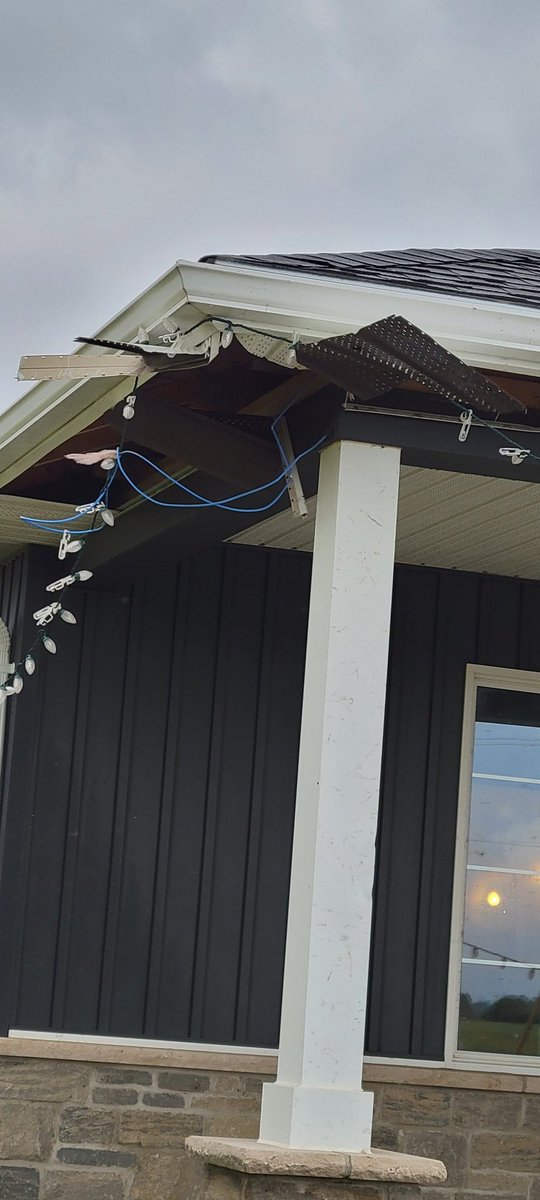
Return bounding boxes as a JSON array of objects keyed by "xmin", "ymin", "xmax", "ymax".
[
  {"xmin": 202, "ymin": 249, "xmax": 540, "ymax": 311},
  {"xmin": 233, "ymin": 465, "xmax": 540, "ymax": 582}
]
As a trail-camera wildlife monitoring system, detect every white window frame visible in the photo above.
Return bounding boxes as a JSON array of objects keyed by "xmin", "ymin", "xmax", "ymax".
[{"xmin": 445, "ymin": 661, "xmax": 540, "ymax": 1071}]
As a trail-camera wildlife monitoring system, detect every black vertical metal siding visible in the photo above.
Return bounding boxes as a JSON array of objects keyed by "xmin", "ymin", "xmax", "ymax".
[
  {"xmin": 366, "ymin": 564, "xmax": 540, "ymax": 1060},
  {"xmin": 3, "ymin": 546, "xmax": 540, "ymax": 1055},
  {"xmin": 0, "ymin": 545, "xmax": 310, "ymax": 1046}
]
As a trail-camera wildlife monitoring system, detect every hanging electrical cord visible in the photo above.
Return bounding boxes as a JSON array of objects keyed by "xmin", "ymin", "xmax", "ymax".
[{"xmin": 2, "ymin": 383, "xmax": 324, "ymax": 701}]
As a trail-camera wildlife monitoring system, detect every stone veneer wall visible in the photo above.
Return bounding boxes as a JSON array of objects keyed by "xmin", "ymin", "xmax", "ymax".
[{"xmin": 0, "ymin": 1057, "xmax": 539, "ymax": 1199}]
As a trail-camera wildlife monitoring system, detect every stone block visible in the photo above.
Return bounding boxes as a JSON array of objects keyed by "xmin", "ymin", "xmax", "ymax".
[
  {"xmin": 209, "ymin": 1074, "xmax": 252, "ymax": 1097},
  {"xmin": 461, "ymin": 1194, "xmax": 528, "ymax": 1200},
  {"xmin": 372, "ymin": 1124, "xmax": 403, "ymax": 1152},
  {"xmin": 157, "ymin": 1071, "xmax": 210, "ymax": 1093},
  {"xmin": 247, "ymin": 1179, "xmax": 387, "ymax": 1200},
  {"xmin": 142, "ymin": 1090, "xmax": 186, "ymax": 1108},
  {"xmin": 43, "ymin": 1169, "xmax": 127, "ymax": 1199},
  {"xmin": 0, "ymin": 1100, "xmax": 55, "ymax": 1161},
  {"xmin": 57, "ymin": 1146, "xmax": 136, "ymax": 1168},
  {"xmin": 203, "ymin": 1110, "xmax": 261, "ymax": 1139},
  {"xmin": 466, "ymin": 1169, "xmax": 529, "ymax": 1195},
  {"xmin": 452, "ymin": 1090, "xmax": 523, "ymax": 1129},
  {"xmin": 190, "ymin": 1095, "xmax": 259, "ymax": 1116},
  {"xmin": 242, "ymin": 1076, "xmax": 274, "ymax": 1096},
  {"xmin": 521, "ymin": 1095, "xmax": 540, "ymax": 1127},
  {"xmin": 400, "ymin": 1131, "xmax": 467, "ymax": 1187},
  {"xmin": 131, "ymin": 1148, "xmax": 204, "ymax": 1200},
  {"xmin": 96, "ymin": 1068, "xmax": 153, "ymax": 1087},
  {"xmin": 528, "ymin": 1180, "xmax": 540, "ymax": 1200},
  {"xmin": 0, "ymin": 1166, "xmax": 39, "ymax": 1199},
  {"xmin": 379, "ymin": 1086, "xmax": 451, "ymax": 1128},
  {"xmin": 119, "ymin": 1109, "xmax": 203, "ymax": 1146},
  {"xmin": 93, "ymin": 1087, "xmax": 140, "ymax": 1106},
  {"xmin": 471, "ymin": 1133, "xmax": 540, "ymax": 1172},
  {"xmin": 0, "ymin": 1058, "xmax": 89, "ymax": 1102},
  {"xmin": 59, "ymin": 1104, "xmax": 119, "ymax": 1145}
]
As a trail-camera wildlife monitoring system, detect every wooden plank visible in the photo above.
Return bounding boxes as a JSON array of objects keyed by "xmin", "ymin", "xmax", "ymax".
[
  {"xmin": 18, "ymin": 354, "xmax": 145, "ymax": 381},
  {"xmin": 110, "ymin": 394, "xmax": 281, "ymax": 490},
  {"xmin": 242, "ymin": 372, "xmax": 323, "ymax": 416}
]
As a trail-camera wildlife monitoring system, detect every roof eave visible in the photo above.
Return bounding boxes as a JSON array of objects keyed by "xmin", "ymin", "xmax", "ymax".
[
  {"xmin": 2, "ymin": 256, "xmax": 540, "ymax": 489},
  {"xmin": 177, "ymin": 258, "xmax": 540, "ymax": 375}
]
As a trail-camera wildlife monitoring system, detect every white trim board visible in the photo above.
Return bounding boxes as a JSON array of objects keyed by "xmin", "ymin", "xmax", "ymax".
[{"xmin": 9, "ymin": 1029, "xmax": 276, "ymax": 1055}]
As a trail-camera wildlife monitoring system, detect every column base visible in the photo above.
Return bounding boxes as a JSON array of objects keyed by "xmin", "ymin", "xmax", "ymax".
[
  {"xmin": 186, "ymin": 1135, "xmax": 447, "ymax": 1185},
  {"xmin": 259, "ymin": 1081, "xmax": 374, "ymax": 1153}
]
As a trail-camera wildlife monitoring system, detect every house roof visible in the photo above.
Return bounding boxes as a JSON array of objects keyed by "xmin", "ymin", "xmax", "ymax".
[{"xmin": 201, "ymin": 249, "xmax": 540, "ymax": 311}]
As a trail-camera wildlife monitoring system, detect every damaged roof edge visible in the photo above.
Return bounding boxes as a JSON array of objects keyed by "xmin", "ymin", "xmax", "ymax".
[
  {"xmin": 2, "ymin": 255, "xmax": 540, "ymax": 489},
  {"xmin": 0, "ymin": 263, "xmax": 189, "ymax": 489}
]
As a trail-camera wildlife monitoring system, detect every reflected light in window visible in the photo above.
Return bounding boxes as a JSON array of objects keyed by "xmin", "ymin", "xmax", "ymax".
[{"xmin": 486, "ymin": 890, "xmax": 502, "ymax": 907}]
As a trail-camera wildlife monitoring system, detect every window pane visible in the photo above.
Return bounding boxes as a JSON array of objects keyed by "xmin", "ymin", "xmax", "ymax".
[
  {"xmin": 469, "ymin": 779, "xmax": 540, "ymax": 871},
  {"xmin": 458, "ymin": 683, "xmax": 540, "ymax": 1058},
  {"xmin": 459, "ymin": 963, "xmax": 540, "ymax": 1055},
  {"xmin": 463, "ymin": 870, "xmax": 540, "ymax": 964}
]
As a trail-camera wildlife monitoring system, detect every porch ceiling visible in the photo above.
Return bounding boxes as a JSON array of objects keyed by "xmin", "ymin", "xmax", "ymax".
[{"xmin": 232, "ymin": 465, "xmax": 540, "ymax": 581}]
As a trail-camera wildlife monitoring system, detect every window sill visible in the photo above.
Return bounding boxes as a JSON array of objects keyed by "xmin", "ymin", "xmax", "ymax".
[{"xmin": 3, "ymin": 1034, "xmax": 540, "ymax": 1092}]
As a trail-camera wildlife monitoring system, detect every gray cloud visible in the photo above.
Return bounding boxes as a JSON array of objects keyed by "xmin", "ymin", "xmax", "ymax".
[{"xmin": 1, "ymin": 0, "xmax": 540, "ymax": 411}]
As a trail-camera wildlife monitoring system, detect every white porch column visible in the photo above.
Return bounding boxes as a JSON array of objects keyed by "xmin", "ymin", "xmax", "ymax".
[{"xmin": 259, "ymin": 439, "xmax": 401, "ymax": 1154}]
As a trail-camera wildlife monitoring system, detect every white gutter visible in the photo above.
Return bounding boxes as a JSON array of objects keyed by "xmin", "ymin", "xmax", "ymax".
[
  {"xmin": 2, "ymin": 256, "xmax": 540, "ymax": 489},
  {"xmin": 177, "ymin": 259, "xmax": 540, "ymax": 376}
]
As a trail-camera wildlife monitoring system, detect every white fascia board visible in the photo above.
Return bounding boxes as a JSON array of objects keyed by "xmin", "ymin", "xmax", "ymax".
[
  {"xmin": 177, "ymin": 259, "xmax": 540, "ymax": 376},
  {"xmin": 0, "ymin": 264, "xmax": 196, "ymax": 488}
]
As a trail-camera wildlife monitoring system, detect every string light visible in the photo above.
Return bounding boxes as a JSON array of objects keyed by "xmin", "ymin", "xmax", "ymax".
[{"xmin": 122, "ymin": 394, "xmax": 136, "ymax": 420}]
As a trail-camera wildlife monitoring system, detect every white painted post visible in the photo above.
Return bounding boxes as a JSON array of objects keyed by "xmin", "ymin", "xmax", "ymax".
[{"xmin": 259, "ymin": 440, "xmax": 401, "ymax": 1154}]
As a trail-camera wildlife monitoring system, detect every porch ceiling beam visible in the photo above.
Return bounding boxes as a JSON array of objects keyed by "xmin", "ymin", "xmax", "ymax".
[
  {"xmin": 109, "ymin": 394, "xmax": 281, "ymax": 490},
  {"xmin": 337, "ymin": 409, "xmax": 540, "ymax": 485},
  {"xmin": 0, "ymin": 495, "xmax": 79, "ymax": 546}
]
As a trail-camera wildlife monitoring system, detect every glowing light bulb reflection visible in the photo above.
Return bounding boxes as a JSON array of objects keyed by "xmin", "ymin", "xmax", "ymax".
[{"xmin": 486, "ymin": 890, "xmax": 501, "ymax": 907}]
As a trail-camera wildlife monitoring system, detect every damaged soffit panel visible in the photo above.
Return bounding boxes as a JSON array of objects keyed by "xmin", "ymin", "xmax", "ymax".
[{"xmin": 296, "ymin": 315, "xmax": 526, "ymax": 419}]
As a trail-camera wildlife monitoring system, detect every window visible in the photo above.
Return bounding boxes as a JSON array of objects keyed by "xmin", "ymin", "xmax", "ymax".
[{"xmin": 448, "ymin": 665, "xmax": 540, "ymax": 1066}]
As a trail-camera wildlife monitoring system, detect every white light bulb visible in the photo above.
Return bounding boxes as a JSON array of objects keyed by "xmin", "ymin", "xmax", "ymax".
[
  {"xmin": 12, "ymin": 674, "xmax": 23, "ymax": 693},
  {"xmin": 101, "ymin": 509, "xmax": 115, "ymax": 527},
  {"xmin": 123, "ymin": 403, "xmax": 135, "ymax": 420},
  {"xmin": 221, "ymin": 327, "xmax": 234, "ymax": 349},
  {"xmin": 4, "ymin": 685, "xmax": 15, "ymax": 695},
  {"xmin": 100, "ymin": 458, "xmax": 116, "ymax": 471},
  {"xmin": 285, "ymin": 345, "xmax": 297, "ymax": 367},
  {"xmin": 25, "ymin": 654, "xmax": 36, "ymax": 675},
  {"xmin": 42, "ymin": 636, "xmax": 57, "ymax": 654},
  {"xmin": 75, "ymin": 570, "xmax": 93, "ymax": 582},
  {"xmin": 65, "ymin": 539, "xmax": 83, "ymax": 554},
  {"xmin": 60, "ymin": 609, "xmax": 77, "ymax": 624}
]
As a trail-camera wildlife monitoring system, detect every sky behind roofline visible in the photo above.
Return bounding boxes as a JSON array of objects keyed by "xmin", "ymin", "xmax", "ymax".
[{"xmin": 1, "ymin": 0, "xmax": 540, "ymax": 412}]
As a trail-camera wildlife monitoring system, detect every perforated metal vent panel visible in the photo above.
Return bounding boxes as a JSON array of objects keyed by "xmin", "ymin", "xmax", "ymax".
[{"xmin": 296, "ymin": 316, "xmax": 525, "ymax": 417}]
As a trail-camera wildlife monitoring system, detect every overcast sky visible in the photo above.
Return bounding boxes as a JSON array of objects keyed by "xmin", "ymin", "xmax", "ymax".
[{"xmin": 1, "ymin": 0, "xmax": 539, "ymax": 412}]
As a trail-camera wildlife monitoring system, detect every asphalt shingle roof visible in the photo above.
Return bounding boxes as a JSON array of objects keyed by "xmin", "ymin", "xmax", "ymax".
[{"xmin": 200, "ymin": 249, "xmax": 540, "ymax": 311}]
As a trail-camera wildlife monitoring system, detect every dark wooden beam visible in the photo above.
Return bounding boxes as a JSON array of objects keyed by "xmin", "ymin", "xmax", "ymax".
[
  {"xmin": 336, "ymin": 409, "xmax": 540, "ymax": 484},
  {"xmin": 109, "ymin": 394, "xmax": 280, "ymax": 490}
]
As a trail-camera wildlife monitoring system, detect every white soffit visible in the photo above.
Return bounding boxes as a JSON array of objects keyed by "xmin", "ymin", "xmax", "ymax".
[{"xmin": 232, "ymin": 466, "xmax": 540, "ymax": 581}]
